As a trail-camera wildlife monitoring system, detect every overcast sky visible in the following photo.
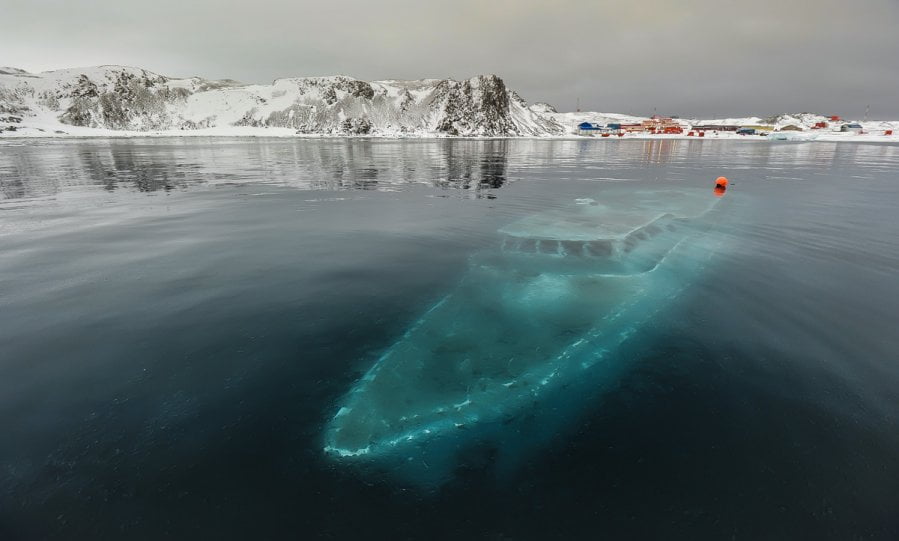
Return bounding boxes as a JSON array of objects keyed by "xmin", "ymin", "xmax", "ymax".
[{"xmin": 4, "ymin": 0, "xmax": 898, "ymax": 117}]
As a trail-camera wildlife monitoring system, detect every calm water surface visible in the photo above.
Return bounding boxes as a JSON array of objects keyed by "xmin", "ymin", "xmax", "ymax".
[{"xmin": 1, "ymin": 138, "xmax": 898, "ymax": 539}]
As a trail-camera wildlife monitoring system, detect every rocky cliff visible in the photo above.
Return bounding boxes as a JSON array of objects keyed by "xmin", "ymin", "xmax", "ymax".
[{"xmin": 0, "ymin": 66, "xmax": 563, "ymax": 136}]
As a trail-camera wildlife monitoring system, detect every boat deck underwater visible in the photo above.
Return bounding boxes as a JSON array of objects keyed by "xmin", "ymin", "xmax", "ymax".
[{"xmin": 324, "ymin": 186, "xmax": 726, "ymax": 478}]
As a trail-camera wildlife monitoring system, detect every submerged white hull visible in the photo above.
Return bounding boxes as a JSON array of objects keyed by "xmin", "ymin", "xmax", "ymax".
[{"xmin": 323, "ymin": 187, "xmax": 726, "ymax": 484}]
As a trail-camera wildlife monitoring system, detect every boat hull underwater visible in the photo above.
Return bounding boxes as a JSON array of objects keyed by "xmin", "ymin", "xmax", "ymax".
[{"xmin": 323, "ymin": 186, "xmax": 728, "ymax": 486}]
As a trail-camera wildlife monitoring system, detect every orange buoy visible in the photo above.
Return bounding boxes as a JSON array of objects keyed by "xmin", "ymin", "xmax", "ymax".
[{"xmin": 713, "ymin": 176, "xmax": 728, "ymax": 197}]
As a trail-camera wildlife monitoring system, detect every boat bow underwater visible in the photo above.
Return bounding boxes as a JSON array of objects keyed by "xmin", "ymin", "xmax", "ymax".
[{"xmin": 324, "ymin": 185, "xmax": 728, "ymax": 485}]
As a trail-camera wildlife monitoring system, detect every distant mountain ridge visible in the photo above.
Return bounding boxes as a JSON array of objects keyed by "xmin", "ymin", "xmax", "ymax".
[
  {"xmin": 0, "ymin": 66, "xmax": 563, "ymax": 136},
  {"xmin": 2, "ymin": 66, "xmax": 896, "ymax": 138}
]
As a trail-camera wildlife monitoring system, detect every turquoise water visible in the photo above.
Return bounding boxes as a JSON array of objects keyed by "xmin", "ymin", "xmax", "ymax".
[{"xmin": 1, "ymin": 139, "xmax": 897, "ymax": 539}]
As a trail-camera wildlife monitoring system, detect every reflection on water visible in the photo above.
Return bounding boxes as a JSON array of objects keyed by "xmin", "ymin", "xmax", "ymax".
[
  {"xmin": 640, "ymin": 138, "xmax": 679, "ymax": 164},
  {"xmin": 0, "ymin": 139, "xmax": 514, "ymax": 200},
  {"xmin": 4, "ymin": 138, "xmax": 899, "ymax": 203}
]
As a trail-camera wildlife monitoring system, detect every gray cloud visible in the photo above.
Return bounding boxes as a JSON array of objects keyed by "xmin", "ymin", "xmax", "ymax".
[{"xmin": 3, "ymin": 0, "xmax": 898, "ymax": 117}]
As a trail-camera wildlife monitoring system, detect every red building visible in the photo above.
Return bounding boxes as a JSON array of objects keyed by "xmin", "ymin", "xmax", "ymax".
[{"xmin": 642, "ymin": 116, "xmax": 682, "ymax": 133}]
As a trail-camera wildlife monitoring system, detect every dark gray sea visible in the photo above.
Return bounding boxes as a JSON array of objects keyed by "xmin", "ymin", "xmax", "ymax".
[{"xmin": 1, "ymin": 138, "xmax": 897, "ymax": 540}]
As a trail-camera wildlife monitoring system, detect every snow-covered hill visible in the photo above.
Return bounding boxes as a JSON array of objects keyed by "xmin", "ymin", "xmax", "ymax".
[
  {"xmin": 2, "ymin": 66, "xmax": 896, "ymax": 139},
  {"xmin": 0, "ymin": 66, "xmax": 563, "ymax": 137}
]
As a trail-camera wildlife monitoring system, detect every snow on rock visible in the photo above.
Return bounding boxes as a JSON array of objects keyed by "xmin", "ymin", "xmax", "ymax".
[
  {"xmin": 0, "ymin": 66, "xmax": 564, "ymax": 137},
  {"xmin": 0, "ymin": 67, "xmax": 30, "ymax": 76},
  {"xmin": 529, "ymin": 102, "xmax": 558, "ymax": 114}
]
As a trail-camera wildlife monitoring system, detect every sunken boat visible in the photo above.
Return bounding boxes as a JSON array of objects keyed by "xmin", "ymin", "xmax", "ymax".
[{"xmin": 323, "ymin": 185, "xmax": 727, "ymax": 484}]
